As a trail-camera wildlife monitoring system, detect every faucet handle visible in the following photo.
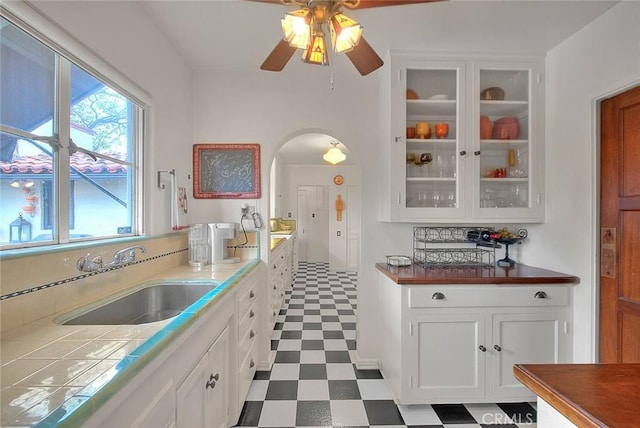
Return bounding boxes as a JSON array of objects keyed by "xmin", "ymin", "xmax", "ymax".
[{"xmin": 76, "ymin": 254, "xmax": 103, "ymax": 272}]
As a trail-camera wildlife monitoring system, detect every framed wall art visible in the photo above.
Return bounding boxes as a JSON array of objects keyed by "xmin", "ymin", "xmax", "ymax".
[{"xmin": 193, "ymin": 143, "xmax": 261, "ymax": 199}]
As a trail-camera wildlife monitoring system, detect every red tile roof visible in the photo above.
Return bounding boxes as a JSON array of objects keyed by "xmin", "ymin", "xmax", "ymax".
[{"xmin": 0, "ymin": 153, "xmax": 127, "ymax": 175}]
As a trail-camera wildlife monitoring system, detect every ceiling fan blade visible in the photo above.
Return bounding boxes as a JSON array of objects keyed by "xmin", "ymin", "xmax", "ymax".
[
  {"xmin": 345, "ymin": 37, "xmax": 384, "ymax": 76},
  {"xmin": 350, "ymin": 0, "xmax": 443, "ymax": 8},
  {"xmin": 260, "ymin": 39, "xmax": 298, "ymax": 72}
]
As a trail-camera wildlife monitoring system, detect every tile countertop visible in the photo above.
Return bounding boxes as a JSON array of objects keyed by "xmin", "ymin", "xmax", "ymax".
[
  {"xmin": 513, "ymin": 363, "xmax": 640, "ymax": 427},
  {"xmin": 375, "ymin": 262, "xmax": 580, "ymax": 285},
  {"xmin": 0, "ymin": 258, "xmax": 259, "ymax": 428}
]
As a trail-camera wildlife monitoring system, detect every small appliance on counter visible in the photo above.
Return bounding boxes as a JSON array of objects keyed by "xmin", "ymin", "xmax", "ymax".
[
  {"xmin": 208, "ymin": 222, "xmax": 240, "ymax": 264},
  {"xmin": 188, "ymin": 223, "xmax": 209, "ymax": 267},
  {"xmin": 188, "ymin": 222, "xmax": 240, "ymax": 266}
]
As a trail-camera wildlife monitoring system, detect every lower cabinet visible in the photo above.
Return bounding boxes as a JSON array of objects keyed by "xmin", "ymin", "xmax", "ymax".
[
  {"xmin": 82, "ymin": 264, "xmax": 264, "ymax": 428},
  {"xmin": 176, "ymin": 327, "xmax": 229, "ymax": 428},
  {"xmin": 378, "ymin": 272, "xmax": 571, "ymax": 405},
  {"xmin": 409, "ymin": 311, "xmax": 567, "ymax": 403}
]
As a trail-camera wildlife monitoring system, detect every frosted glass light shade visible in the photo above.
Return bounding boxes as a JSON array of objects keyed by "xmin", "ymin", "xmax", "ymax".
[
  {"xmin": 281, "ymin": 9, "xmax": 311, "ymax": 49},
  {"xmin": 323, "ymin": 147, "xmax": 346, "ymax": 164},
  {"xmin": 329, "ymin": 13, "xmax": 362, "ymax": 53}
]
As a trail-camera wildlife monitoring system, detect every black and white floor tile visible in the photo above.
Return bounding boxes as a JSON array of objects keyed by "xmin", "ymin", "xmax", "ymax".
[{"xmin": 236, "ymin": 262, "xmax": 537, "ymax": 427}]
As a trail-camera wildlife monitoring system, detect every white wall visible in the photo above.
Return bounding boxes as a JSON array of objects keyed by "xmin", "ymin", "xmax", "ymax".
[
  {"xmin": 525, "ymin": 1, "xmax": 640, "ymax": 362},
  {"xmin": 20, "ymin": 0, "xmax": 194, "ymax": 235}
]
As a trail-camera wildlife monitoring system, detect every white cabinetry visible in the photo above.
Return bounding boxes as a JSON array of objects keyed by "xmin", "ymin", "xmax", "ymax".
[
  {"xmin": 381, "ymin": 53, "xmax": 544, "ymax": 223},
  {"xmin": 378, "ymin": 272, "xmax": 570, "ymax": 404},
  {"xmin": 269, "ymin": 237, "xmax": 292, "ymax": 330},
  {"xmin": 236, "ymin": 273, "xmax": 259, "ymax": 413},
  {"xmin": 176, "ymin": 327, "xmax": 229, "ymax": 428},
  {"xmin": 82, "ymin": 265, "xmax": 263, "ymax": 428}
]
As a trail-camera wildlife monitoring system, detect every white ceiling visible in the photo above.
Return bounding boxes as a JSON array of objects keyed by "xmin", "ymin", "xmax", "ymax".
[{"xmin": 140, "ymin": 0, "xmax": 619, "ymax": 164}]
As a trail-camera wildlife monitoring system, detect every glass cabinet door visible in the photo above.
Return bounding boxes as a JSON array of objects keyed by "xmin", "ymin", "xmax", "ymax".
[
  {"xmin": 474, "ymin": 63, "xmax": 539, "ymax": 219},
  {"xmin": 401, "ymin": 61, "xmax": 466, "ymax": 219}
]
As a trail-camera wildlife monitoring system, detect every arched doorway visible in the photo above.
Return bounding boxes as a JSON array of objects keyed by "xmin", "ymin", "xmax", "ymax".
[{"xmin": 270, "ymin": 131, "xmax": 360, "ymax": 272}]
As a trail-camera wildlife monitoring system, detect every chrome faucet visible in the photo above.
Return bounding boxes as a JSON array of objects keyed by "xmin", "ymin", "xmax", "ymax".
[
  {"xmin": 110, "ymin": 246, "xmax": 146, "ymax": 266},
  {"xmin": 76, "ymin": 255, "xmax": 104, "ymax": 272}
]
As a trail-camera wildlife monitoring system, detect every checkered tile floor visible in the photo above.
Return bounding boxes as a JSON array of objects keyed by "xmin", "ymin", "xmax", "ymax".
[{"xmin": 235, "ymin": 262, "xmax": 537, "ymax": 427}]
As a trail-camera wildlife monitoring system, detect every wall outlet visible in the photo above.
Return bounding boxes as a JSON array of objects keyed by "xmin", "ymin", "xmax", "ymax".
[{"xmin": 241, "ymin": 205, "xmax": 255, "ymax": 216}]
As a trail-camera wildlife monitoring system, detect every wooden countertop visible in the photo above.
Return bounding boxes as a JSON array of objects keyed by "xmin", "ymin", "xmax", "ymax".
[
  {"xmin": 375, "ymin": 262, "xmax": 580, "ymax": 285},
  {"xmin": 514, "ymin": 363, "xmax": 640, "ymax": 427}
]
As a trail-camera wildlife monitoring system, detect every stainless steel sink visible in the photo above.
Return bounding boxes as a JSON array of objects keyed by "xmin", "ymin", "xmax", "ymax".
[{"xmin": 59, "ymin": 283, "xmax": 216, "ymax": 325}]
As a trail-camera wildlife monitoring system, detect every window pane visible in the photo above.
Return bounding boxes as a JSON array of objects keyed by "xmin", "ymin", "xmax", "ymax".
[
  {"xmin": 0, "ymin": 132, "xmax": 55, "ymax": 244},
  {"xmin": 0, "ymin": 17, "xmax": 56, "ymax": 246},
  {"xmin": 0, "ymin": 17, "xmax": 55, "ymax": 138},
  {"xmin": 69, "ymin": 65, "xmax": 136, "ymax": 239}
]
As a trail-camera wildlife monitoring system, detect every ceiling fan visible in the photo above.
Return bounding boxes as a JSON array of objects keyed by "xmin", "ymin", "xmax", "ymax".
[{"xmin": 251, "ymin": 0, "xmax": 442, "ymax": 76}]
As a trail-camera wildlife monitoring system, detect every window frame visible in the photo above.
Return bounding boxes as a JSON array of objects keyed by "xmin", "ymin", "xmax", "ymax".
[{"xmin": 0, "ymin": 6, "xmax": 147, "ymax": 250}]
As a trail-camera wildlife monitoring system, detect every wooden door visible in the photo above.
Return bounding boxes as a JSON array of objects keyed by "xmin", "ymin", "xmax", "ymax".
[{"xmin": 600, "ymin": 85, "xmax": 640, "ymax": 362}]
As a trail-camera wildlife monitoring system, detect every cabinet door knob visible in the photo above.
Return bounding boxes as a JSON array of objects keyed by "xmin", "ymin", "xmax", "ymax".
[
  {"xmin": 249, "ymin": 309, "xmax": 255, "ymax": 318},
  {"xmin": 250, "ymin": 330, "xmax": 255, "ymax": 339},
  {"xmin": 494, "ymin": 345, "xmax": 502, "ymax": 352},
  {"xmin": 474, "ymin": 150, "xmax": 481, "ymax": 156},
  {"xmin": 534, "ymin": 291, "xmax": 548, "ymax": 299},
  {"xmin": 459, "ymin": 150, "xmax": 467, "ymax": 156},
  {"xmin": 431, "ymin": 292, "xmax": 445, "ymax": 300},
  {"xmin": 249, "ymin": 290, "xmax": 255, "ymax": 299},
  {"xmin": 249, "ymin": 359, "xmax": 255, "ymax": 369},
  {"xmin": 206, "ymin": 373, "xmax": 219, "ymax": 389},
  {"xmin": 478, "ymin": 345, "xmax": 487, "ymax": 352},
  {"xmin": 395, "ymin": 136, "xmax": 403, "ymax": 143}
]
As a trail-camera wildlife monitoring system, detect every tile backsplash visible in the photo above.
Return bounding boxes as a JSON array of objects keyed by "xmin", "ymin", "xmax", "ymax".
[{"xmin": 0, "ymin": 233, "xmax": 189, "ymax": 332}]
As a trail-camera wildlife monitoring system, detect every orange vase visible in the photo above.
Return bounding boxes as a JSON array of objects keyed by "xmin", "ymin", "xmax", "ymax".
[{"xmin": 480, "ymin": 116, "xmax": 493, "ymax": 140}]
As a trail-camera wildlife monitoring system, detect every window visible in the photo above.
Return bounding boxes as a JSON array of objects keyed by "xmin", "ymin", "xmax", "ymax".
[{"xmin": 0, "ymin": 14, "xmax": 144, "ymax": 248}]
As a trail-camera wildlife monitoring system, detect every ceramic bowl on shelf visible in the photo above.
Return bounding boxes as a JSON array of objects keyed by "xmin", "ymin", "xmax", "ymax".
[
  {"xmin": 407, "ymin": 89, "xmax": 419, "ymax": 99},
  {"xmin": 480, "ymin": 87, "xmax": 505, "ymax": 100},
  {"xmin": 429, "ymin": 94, "xmax": 449, "ymax": 100},
  {"xmin": 493, "ymin": 116, "xmax": 520, "ymax": 140},
  {"xmin": 480, "ymin": 115, "xmax": 493, "ymax": 139}
]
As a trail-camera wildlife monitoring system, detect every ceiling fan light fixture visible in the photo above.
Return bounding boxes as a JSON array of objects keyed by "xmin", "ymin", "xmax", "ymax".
[
  {"xmin": 281, "ymin": 9, "xmax": 312, "ymax": 49},
  {"xmin": 302, "ymin": 30, "xmax": 329, "ymax": 66},
  {"xmin": 329, "ymin": 12, "xmax": 362, "ymax": 53},
  {"xmin": 323, "ymin": 142, "xmax": 346, "ymax": 164}
]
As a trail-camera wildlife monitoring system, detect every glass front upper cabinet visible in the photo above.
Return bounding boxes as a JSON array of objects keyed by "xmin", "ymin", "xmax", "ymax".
[
  {"xmin": 394, "ymin": 59, "xmax": 467, "ymax": 221},
  {"xmin": 473, "ymin": 62, "xmax": 542, "ymax": 221}
]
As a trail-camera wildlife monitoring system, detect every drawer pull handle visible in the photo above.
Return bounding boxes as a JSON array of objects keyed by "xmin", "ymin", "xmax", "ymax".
[
  {"xmin": 206, "ymin": 373, "xmax": 219, "ymax": 389},
  {"xmin": 249, "ymin": 290, "xmax": 255, "ymax": 299},
  {"xmin": 249, "ymin": 359, "xmax": 255, "ymax": 369},
  {"xmin": 431, "ymin": 292, "xmax": 445, "ymax": 300},
  {"xmin": 474, "ymin": 150, "xmax": 481, "ymax": 156},
  {"xmin": 478, "ymin": 345, "xmax": 487, "ymax": 352},
  {"xmin": 273, "ymin": 264, "xmax": 277, "ymax": 269},
  {"xmin": 459, "ymin": 150, "xmax": 467, "ymax": 156},
  {"xmin": 534, "ymin": 291, "xmax": 548, "ymax": 299},
  {"xmin": 273, "ymin": 285, "xmax": 277, "ymax": 290},
  {"xmin": 250, "ymin": 309, "xmax": 255, "ymax": 318},
  {"xmin": 494, "ymin": 345, "xmax": 502, "ymax": 352}
]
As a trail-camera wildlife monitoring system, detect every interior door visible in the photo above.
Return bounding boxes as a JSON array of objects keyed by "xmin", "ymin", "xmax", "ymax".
[
  {"xmin": 600, "ymin": 84, "xmax": 640, "ymax": 362},
  {"xmin": 297, "ymin": 186, "xmax": 329, "ymax": 263}
]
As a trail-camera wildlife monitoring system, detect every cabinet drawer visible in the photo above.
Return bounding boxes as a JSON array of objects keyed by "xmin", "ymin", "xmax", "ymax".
[
  {"xmin": 237, "ymin": 282, "xmax": 258, "ymax": 316},
  {"xmin": 407, "ymin": 285, "xmax": 569, "ymax": 308},
  {"xmin": 239, "ymin": 300, "xmax": 258, "ymax": 340},
  {"xmin": 238, "ymin": 343, "xmax": 258, "ymax": 404},
  {"xmin": 238, "ymin": 319, "xmax": 257, "ymax": 365}
]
